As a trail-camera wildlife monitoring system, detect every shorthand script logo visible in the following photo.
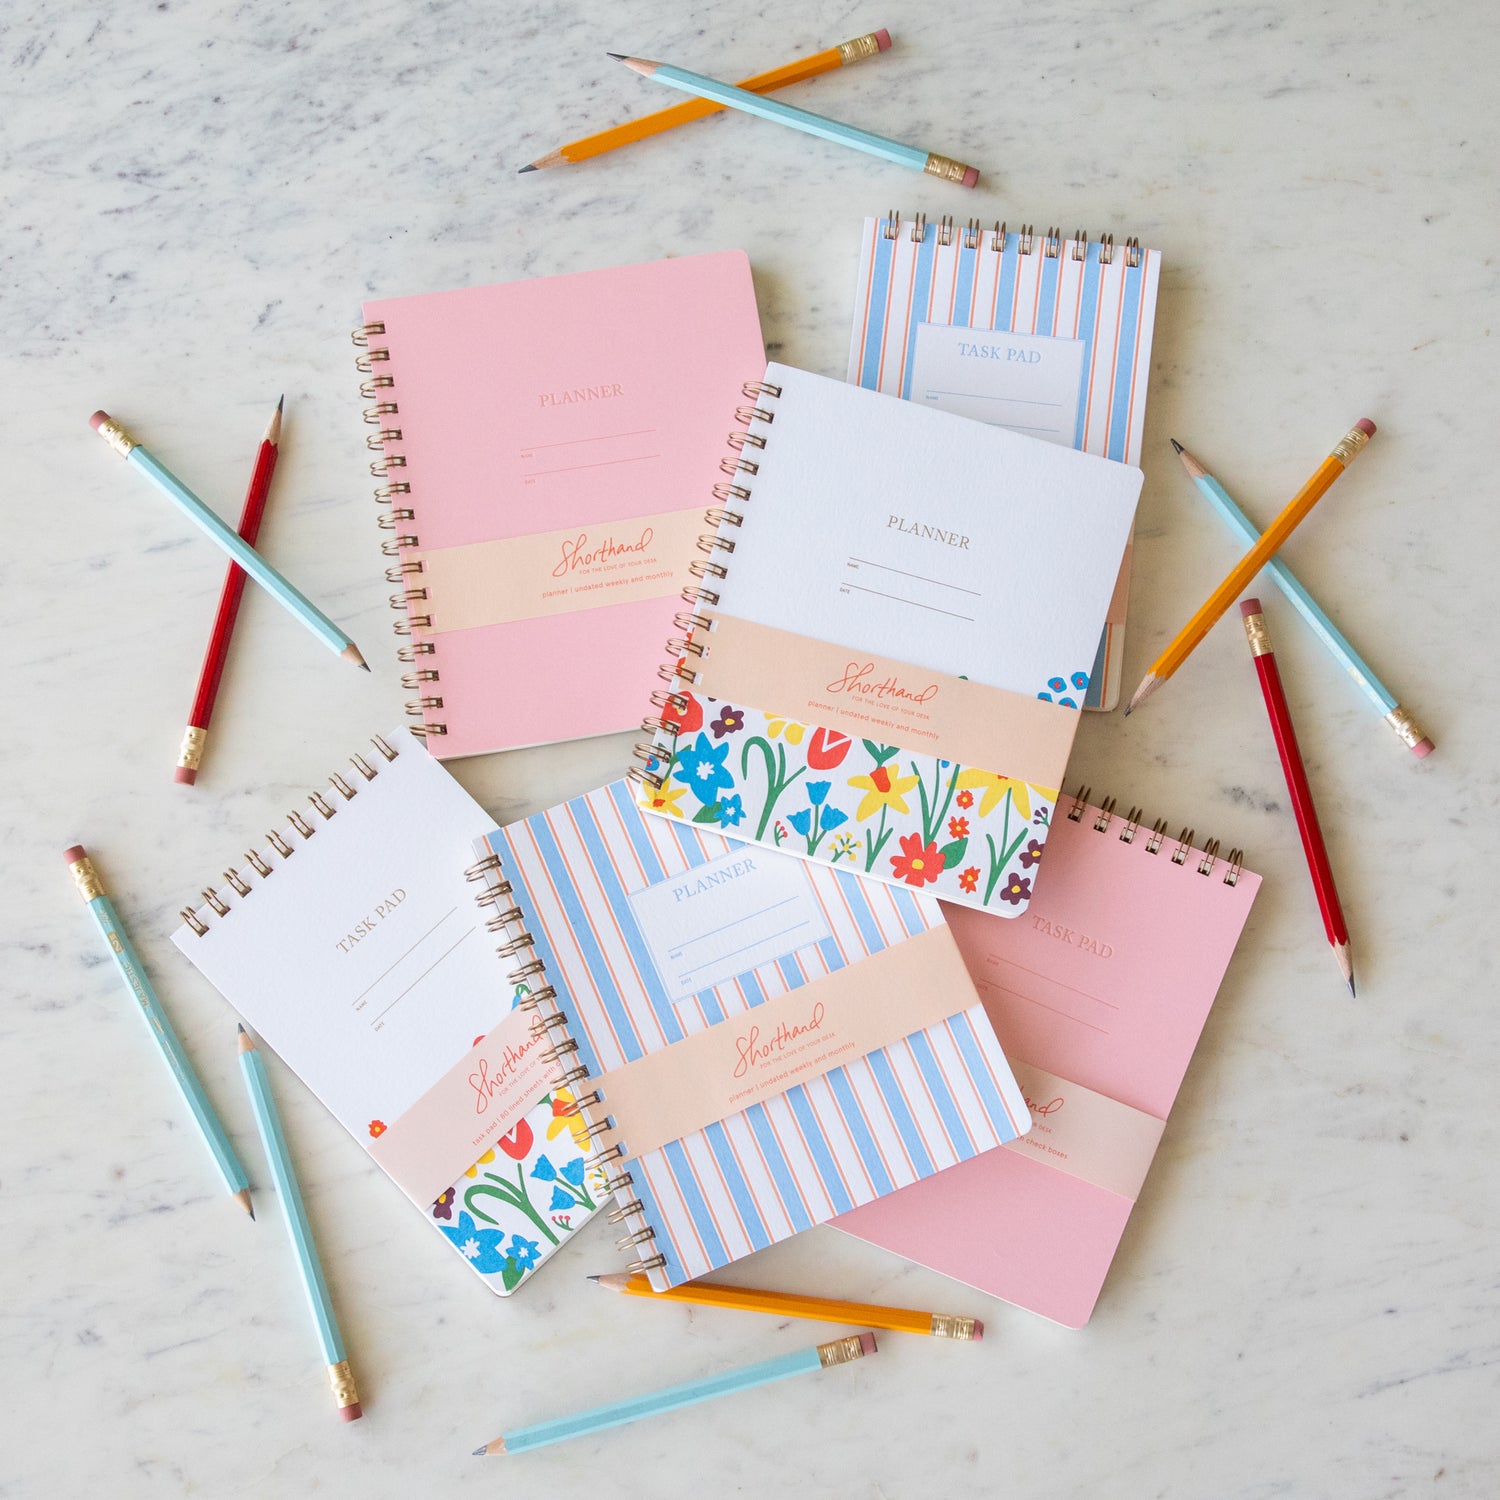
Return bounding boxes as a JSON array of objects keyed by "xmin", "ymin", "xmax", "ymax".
[
  {"xmin": 732, "ymin": 1002, "xmax": 826, "ymax": 1079},
  {"xmin": 552, "ymin": 526, "xmax": 654, "ymax": 579},
  {"xmin": 468, "ymin": 1026, "xmax": 544, "ymax": 1115},
  {"xmin": 827, "ymin": 660, "xmax": 939, "ymax": 705}
]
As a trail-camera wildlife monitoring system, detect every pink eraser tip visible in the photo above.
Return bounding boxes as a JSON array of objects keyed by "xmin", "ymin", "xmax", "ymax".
[
  {"xmin": 961, "ymin": 166, "xmax": 980, "ymax": 189},
  {"xmin": 174, "ymin": 766, "xmax": 198, "ymax": 785},
  {"xmin": 970, "ymin": 1320, "xmax": 984, "ymax": 1341},
  {"xmin": 1354, "ymin": 418, "xmax": 1376, "ymax": 436},
  {"xmin": 63, "ymin": 844, "xmax": 87, "ymax": 865},
  {"xmin": 873, "ymin": 28, "xmax": 892, "ymax": 50},
  {"xmin": 1239, "ymin": 598, "xmax": 1263, "ymax": 616},
  {"xmin": 338, "ymin": 1403, "xmax": 363, "ymax": 1423},
  {"xmin": 88, "ymin": 410, "xmax": 110, "ymax": 431},
  {"xmin": 1412, "ymin": 737, "xmax": 1434, "ymax": 759},
  {"xmin": 857, "ymin": 1331, "xmax": 878, "ymax": 1356}
]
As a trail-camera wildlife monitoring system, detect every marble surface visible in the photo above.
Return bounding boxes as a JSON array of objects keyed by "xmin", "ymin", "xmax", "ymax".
[{"xmin": 4, "ymin": 0, "xmax": 1497, "ymax": 1494}]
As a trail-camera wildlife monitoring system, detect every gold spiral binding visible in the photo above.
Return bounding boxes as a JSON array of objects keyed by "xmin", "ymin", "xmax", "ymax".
[
  {"xmin": 606, "ymin": 1199, "xmax": 644, "ymax": 1225},
  {"xmin": 1066, "ymin": 786, "xmax": 1246, "ymax": 884},
  {"xmin": 351, "ymin": 323, "xmax": 447, "ymax": 740},
  {"xmin": 881, "ymin": 212, "xmax": 1145, "ymax": 265},
  {"xmin": 177, "ymin": 736, "xmax": 401, "ymax": 935},
  {"xmin": 630, "ymin": 377, "xmax": 785, "ymax": 791}
]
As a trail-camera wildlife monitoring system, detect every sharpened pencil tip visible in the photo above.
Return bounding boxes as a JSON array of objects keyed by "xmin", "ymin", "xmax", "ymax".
[
  {"xmin": 233, "ymin": 1187, "xmax": 255, "ymax": 1218},
  {"xmin": 276, "ymin": 394, "xmax": 284, "ymax": 412},
  {"xmin": 517, "ymin": 163, "xmax": 537, "ymax": 172},
  {"xmin": 472, "ymin": 1447, "xmax": 486, "ymax": 1457},
  {"xmin": 360, "ymin": 662, "xmax": 370, "ymax": 672},
  {"xmin": 1347, "ymin": 976, "xmax": 1357, "ymax": 997},
  {"xmin": 606, "ymin": 51, "xmax": 626, "ymax": 59},
  {"xmin": 1169, "ymin": 438, "xmax": 1184, "ymax": 453},
  {"xmin": 237, "ymin": 1022, "xmax": 246, "ymax": 1033},
  {"xmin": 587, "ymin": 1274, "xmax": 601, "ymax": 1282}
]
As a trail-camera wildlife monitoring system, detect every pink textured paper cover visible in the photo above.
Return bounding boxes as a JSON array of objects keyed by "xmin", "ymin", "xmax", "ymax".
[
  {"xmin": 363, "ymin": 251, "xmax": 764, "ymax": 758},
  {"xmin": 834, "ymin": 804, "xmax": 1259, "ymax": 1327}
]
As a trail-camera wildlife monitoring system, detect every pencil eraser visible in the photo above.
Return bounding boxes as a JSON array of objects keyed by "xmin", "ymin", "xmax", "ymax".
[
  {"xmin": 1354, "ymin": 418, "xmax": 1376, "ymax": 437},
  {"xmin": 873, "ymin": 28, "xmax": 892, "ymax": 50},
  {"xmin": 63, "ymin": 844, "xmax": 87, "ymax": 865},
  {"xmin": 1411, "ymin": 737, "xmax": 1435, "ymax": 759},
  {"xmin": 858, "ymin": 1331, "xmax": 878, "ymax": 1356},
  {"xmin": 961, "ymin": 166, "xmax": 980, "ymax": 189},
  {"xmin": 174, "ymin": 766, "xmax": 198, "ymax": 785},
  {"xmin": 970, "ymin": 1320, "xmax": 984, "ymax": 1341},
  {"xmin": 338, "ymin": 1403, "xmax": 363, "ymax": 1423},
  {"xmin": 88, "ymin": 410, "xmax": 110, "ymax": 431},
  {"xmin": 1239, "ymin": 598, "xmax": 1263, "ymax": 616}
]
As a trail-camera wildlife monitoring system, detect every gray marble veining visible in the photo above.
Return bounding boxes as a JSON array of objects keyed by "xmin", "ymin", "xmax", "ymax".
[{"xmin": 2, "ymin": 0, "xmax": 1497, "ymax": 1495}]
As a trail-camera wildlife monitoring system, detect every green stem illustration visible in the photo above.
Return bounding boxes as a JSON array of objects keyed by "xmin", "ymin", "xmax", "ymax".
[
  {"xmin": 743, "ymin": 736, "xmax": 806, "ymax": 840},
  {"xmin": 464, "ymin": 1165, "xmax": 560, "ymax": 1245}
]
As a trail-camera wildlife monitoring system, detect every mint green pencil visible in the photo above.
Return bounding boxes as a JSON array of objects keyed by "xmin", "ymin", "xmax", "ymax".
[
  {"xmin": 237, "ymin": 1026, "xmax": 363, "ymax": 1422},
  {"xmin": 65, "ymin": 846, "xmax": 253, "ymax": 1216},
  {"xmin": 474, "ymin": 1332, "xmax": 876, "ymax": 1455},
  {"xmin": 89, "ymin": 409, "xmax": 368, "ymax": 670},
  {"xmin": 1172, "ymin": 439, "xmax": 1433, "ymax": 757},
  {"xmin": 611, "ymin": 53, "xmax": 979, "ymax": 186}
]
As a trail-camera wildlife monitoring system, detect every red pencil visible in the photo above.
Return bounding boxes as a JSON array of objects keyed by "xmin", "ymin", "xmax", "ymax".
[
  {"xmin": 173, "ymin": 397, "xmax": 283, "ymax": 784},
  {"xmin": 1240, "ymin": 598, "xmax": 1355, "ymax": 994}
]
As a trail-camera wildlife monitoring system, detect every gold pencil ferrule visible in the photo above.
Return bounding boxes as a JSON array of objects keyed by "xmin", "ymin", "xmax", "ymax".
[
  {"xmin": 95, "ymin": 415, "xmax": 139, "ymax": 458},
  {"xmin": 929, "ymin": 1313, "xmax": 979, "ymax": 1341},
  {"xmin": 68, "ymin": 854, "xmax": 105, "ymax": 903},
  {"xmin": 329, "ymin": 1359, "xmax": 360, "ymax": 1410},
  {"xmin": 838, "ymin": 32, "xmax": 884, "ymax": 64},
  {"xmin": 817, "ymin": 1334, "xmax": 871, "ymax": 1367},
  {"xmin": 177, "ymin": 725, "xmax": 207, "ymax": 773},
  {"xmin": 1241, "ymin": 610, "xmax": 1272, "ymax": 657},
  {"xmin": 1384, "ymin": 705, "xmax": 1429, "ymax": 750},
  {"xmin": 923, "ymin": 153, "xmax": 976, "ymax": 185},
  {"xmin": 1330, "ymin": 424, "xmax": 1372, "ymax": 466}
]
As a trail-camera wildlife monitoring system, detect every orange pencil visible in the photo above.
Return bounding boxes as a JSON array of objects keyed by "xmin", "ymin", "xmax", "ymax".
[
  {"xmin": 520, "ymin": 31, "xmax": 891, "ymax": 171},
  {"xmin": 1126, "ymin": 419, "xmax": 1376, "ymax": 716},
  {"xmin": 591, "ymin": 1271, "xmax": 982, "ymax": 1340}
]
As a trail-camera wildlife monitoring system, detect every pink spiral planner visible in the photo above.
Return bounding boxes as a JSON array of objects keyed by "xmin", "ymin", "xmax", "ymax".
[
  {"xmin": 835, "ymin": 793, "xmax": 1260, "ymax": 1327},
  {"xmin": 354, "ymin": 250, "xmax": 764, "ymax": 758}
]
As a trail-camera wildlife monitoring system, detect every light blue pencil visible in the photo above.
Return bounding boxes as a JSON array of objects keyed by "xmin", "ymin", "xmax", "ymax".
[
  {"xmin": 65, "ymin": 846, "xmax": 253, "ymax": 1216},
  {"xmin": 237, "ymin": 1026, "xmax": 364, "ymax": 1421},
  {"xmin": 474, "ymin": 1331, "xmax": 877, "ymax": 1455},
  {"xmin": 89, "ymin": 410, "xmax": 368, "ymax": 670},
  {"xmin": 611, "ymin": 53, "xmax": 979, "ymax": 186},
  {"xmin": 1172, "ymin": 440, "xmax": 1433, "ymax": 758}
]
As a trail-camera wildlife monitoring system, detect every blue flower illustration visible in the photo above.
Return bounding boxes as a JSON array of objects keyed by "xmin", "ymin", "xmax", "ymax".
[
  {"xmin": 559, "ymin": 1157, "xmax": 587, "ymax": 1188},
  {"xmin": 438, "ymin": 1211, "xmax": 509, "ymax": 1275},
  {"xmin": 530, "ymin": 1155, "xmax": 559, "ymax": 1182},
  {"xmin": 1071, "ymin": 671, "xmax": 1090, "ymax": 691},
  {"xmin": 673, "ymin": 732, "xmax": 735, "ymax": 805},
  {"xmin": 787, "ymin": 808, "xmax": 813, "ymax": 836},
  {"xmin": 549, "ymin": 1186, "xmax": 576, "ymax": 1212},
  {"xmin": 819, "ymin": 806, "xmax": 849, "ymax": 831},
  {"xmin": 807, "ymin": 780, "xmax": 831, "ymax": 806},
  {"xmin": 719, "ymin": 792, "xmax": 746, "ymax": 827},
  {"xmin": 508, "ymin": 1234, "xmax": 542, "ymax": 1271}
]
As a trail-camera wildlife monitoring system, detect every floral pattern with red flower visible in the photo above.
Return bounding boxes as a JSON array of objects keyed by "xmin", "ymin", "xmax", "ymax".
[
  {"xmin": 890, "ymin": 832, "xmax": 944, "ymax": 888},
  {"xmin": 368, "ymin": 1119, "xmax": 386, "ymax": 1138},
  {"xmin": 806, "ymin": 726, "xmax": 853, "ymax": 769},
  {"xmin": 948, "ymin": 815, "xmax": 969, "ymax": 840},
  {"xmin": 956, "ymin": 789, "xmax": 975, "ymax": 810},
  {"xmin": 497, "ymin": 1118, "xmax": 534, "ymax": 1160},
  {"xmin": 958, "ymin": 866, "xmax": 980, "ymax": 893}
]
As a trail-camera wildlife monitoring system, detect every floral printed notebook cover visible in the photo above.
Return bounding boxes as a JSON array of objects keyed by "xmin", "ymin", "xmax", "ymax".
[
  {"xmin": 638, "ymin": 364, "xmax": 1142, "ymax": 917},
  {"xmin": 169, "ymin": 732, "xmax": 604, "ymax": 1296}
]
